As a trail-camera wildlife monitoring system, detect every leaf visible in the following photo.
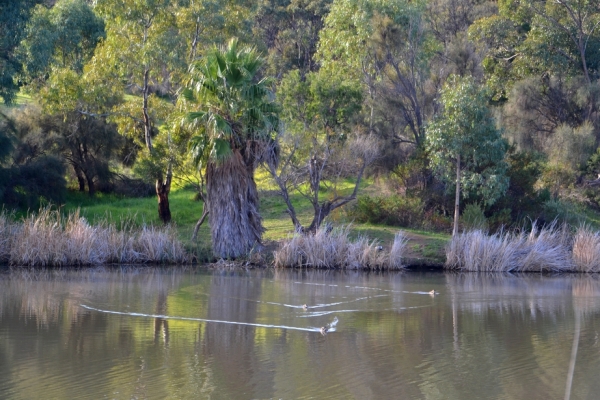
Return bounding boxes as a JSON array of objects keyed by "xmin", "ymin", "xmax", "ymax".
[{"xmin": 211, "ymin": 138, "xmax": 232, "ymax": 161}]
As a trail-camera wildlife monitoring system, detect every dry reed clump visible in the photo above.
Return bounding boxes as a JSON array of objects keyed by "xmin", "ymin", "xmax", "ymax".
[
  {"xmin": 274, "ymin": 226, "xmax": 408, "ymax": 269},
  {"xmin": 3, "ymin": 208, "xmax": 188, "ymax": 266},
  {"xmin": 446, "ymin": 224, "xmax": 573, "ymax": 272},
  {"xmin": 572, "ymin": 226, "xmax": 600, "ymax": 273},
  {"xmin": 0, "ymin": 212, "xmax": 19, "ymax": 263}
]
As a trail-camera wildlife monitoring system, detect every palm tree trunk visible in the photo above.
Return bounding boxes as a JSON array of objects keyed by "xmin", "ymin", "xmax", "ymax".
[{"xmin": 206, "ymin": 150, "xmax": 264, "ymax": 258}]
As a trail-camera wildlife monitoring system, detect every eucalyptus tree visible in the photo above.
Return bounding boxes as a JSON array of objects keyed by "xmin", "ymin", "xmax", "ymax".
[
  {"xmin": 0, "ymin": 0, "xmax": 45, "ymax": 104},
  {"xmin": 267, "ymin": 68, "xmax": 377, "ymax": 233},
  {"xmin": 426, "ymin": 76, "xmax": 508, "ymax": 236},
  {"xmin": 470, "ymin": 0, "xmax": 600, "ymax": 99},
  {"xmin": 183, "ymin": 39, "xmax": 279, "ymax": 258},
  {"xmin": 92, "ymin": 0, "xmax": 190, "ymax": 223},
  {"xmin": 38, "ymin": 68, "xmax": 123, "ymax": 196},
  {"xmin": 253, "ymin": 0, "xmax": 332, "ymax": 78},
  {"xmin": 17, "ymin": 0, "xmax": 105, "ymax": 89},
  {"xmin": 317, "ymin": 0, "xmax": 435, "ymax": 148},
  {"xmin": 0, "ymin": 109, "xmax": 67, "ymax": 209}
]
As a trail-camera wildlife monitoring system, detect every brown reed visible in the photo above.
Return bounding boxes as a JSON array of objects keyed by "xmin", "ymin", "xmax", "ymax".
[
  {"xmin": 0, "ymin": 208, "xmax": 187, "ymax": 266},
  {"xmin": 446, "ymin": 223, "xmax": 574, "ymax": 272},
  {"xmin": 274, "ymin": 226, "xmax": 408, "ymax": 269}
]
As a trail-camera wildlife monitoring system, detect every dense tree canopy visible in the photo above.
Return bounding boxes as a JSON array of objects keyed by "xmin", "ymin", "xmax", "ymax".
[{"xmin": 3, "ymin": 0, "xmax": 600, "ymax": 253}]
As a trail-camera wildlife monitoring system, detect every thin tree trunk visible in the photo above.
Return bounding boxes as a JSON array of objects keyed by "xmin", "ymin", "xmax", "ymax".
[
  {"xmin": 453, "ymin": 154, "xmax": 461, "ymax": 236},
  {"xmin": 191, "ymin": 201, "xmax": 209, "ymax": 241},
  {"xmin": 142, "ymin": 68, "xmax": 153, "ymax": 152},
  {"xmin": 73, "ymin": 164, "xmax": 86, "ymax": 192},
  {"xmin": 86, "ymin": 173, "xmax": 96, "ymax": 197}
]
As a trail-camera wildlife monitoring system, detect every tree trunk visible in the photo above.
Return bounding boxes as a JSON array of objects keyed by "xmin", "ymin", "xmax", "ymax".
[
  {"xmin": 73, "ymin": 164, "xmax": 86, "ymax": 192},
  {"xmin": 156, "ymin": 180, "xmax": 171, "ymax": 224},
  {"xmin": 207, "ymin": 150, "xmax": 264, "ymax": 258},
  {"xmin": 453, "ymin": 154, "xmax": 461, "ymax": 236},
  {"xmin": 156, "ymin": 162, "xmax": 172, "ymax": 224},
  {"xmin": 305, "ymin": 202, "xmax": 332, "ymax": 234},
  {"xmin": 86, "ymin": 173, "xmax": 96, "ymax": 197},
  {"xmin": 191, "ymin": 200, "xmax": 209, "ymax": 241}
]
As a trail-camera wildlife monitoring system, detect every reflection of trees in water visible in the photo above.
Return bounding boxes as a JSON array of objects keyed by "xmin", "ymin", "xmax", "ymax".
[
  {"xmin": 154, "ymin": 289, "xmax": 169, "ymax": 346},
  {"xmin": 201, "ymin": 270, "xmax": 269, "ymax": 399},
  {"xmin": 3, "ymin": 268, "xmax": 600, "ymax": 398},
  {"xmin": 439, "ymin": 273, "xmax": 600, "ymax": 400}
]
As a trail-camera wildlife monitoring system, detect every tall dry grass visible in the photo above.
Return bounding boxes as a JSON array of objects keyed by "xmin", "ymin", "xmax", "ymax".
[
  {"xmin": 572, "ymin": 226, "xmax": 600, "ymax": 273},
  {"xmin": 446, "ymin": 223, "xmax": 574, "ymax": 272},
  {"xmin": 0, "ymin": 208, "xmax": 187, "ymax": 266},
  {"xmin": 274, "ymin": 226, "xmax": 408, "ymax": 269}
]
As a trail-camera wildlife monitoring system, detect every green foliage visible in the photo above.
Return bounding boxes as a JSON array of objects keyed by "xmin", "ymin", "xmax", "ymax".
[
  {"xmin": 254, "ymin": 0, "xmax": 332, "ymax": 77},
  {"xmin": 426, "ymin": 75, "xmax": 509, "ymax": 208},
  {"xmin": 0, "ymin": 0, "xmax": 45, "ymax": 104},
  {"xmin": 490, "ymin": 148, "xmax": 547, "ymax": 223},
  {"xmin": 350, "ymin": 195, "xmax": 424, "ymax": 228},
  {"xmin": 0, "ymin": 109, "xmax": 66, "ymax": 208},
  {"xmin": 461, "ymin": 203, "xmax": 488, "ymax": 232},
  {"xmin": 541, "ymin": 198, "xmax": 587, "ymax": 227},
  {"xmin": 502, "ymin": 76, "xmax": 598, "ymax": 153},
  {"xmin": 318, "ymin": 0, "xmax": 435, "ymax": 146},
  {"xmin": 184, "ymin": 38, "xmax": 280, "ymax": 159},
  {"xmin": 278, "ymin": 68, "xmax": 363, "ymax": 135},
  {"xmin": 471, "ymin": 0, "xmax": 600, "ymax": 99},
  {"xmin": 18, "ymin": 0, "xmax": 105, "ymax": 88}
]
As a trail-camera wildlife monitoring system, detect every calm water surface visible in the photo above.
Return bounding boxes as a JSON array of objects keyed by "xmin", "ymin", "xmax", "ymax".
[{"xmin": 1, "ymin": 267, "xmax": 599, "ymax": 399}]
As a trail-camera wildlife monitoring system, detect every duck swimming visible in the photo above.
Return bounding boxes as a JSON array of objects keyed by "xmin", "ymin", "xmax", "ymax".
[
  {"xmin": 302, "ymin": 304, "xmax": 308, "ymax": 310},
  {"xmin": 320, "ymin": 326, "xmax": 329, "ymax": 335}
]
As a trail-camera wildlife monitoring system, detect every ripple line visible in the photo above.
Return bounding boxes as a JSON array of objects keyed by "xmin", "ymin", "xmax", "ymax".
[{"xmin": 80, "ymin": 304, "xmax": 333, "ymax": 333}]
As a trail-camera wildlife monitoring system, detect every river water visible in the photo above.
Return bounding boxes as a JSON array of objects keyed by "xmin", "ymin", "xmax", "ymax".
[{"xmin": 0, "ymin": 267, "xmax": 599, "ymax": 399}]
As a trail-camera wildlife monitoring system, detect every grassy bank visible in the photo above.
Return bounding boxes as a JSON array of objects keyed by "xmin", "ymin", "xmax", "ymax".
[{"xmin": 59, "ymin": 186, "xmax": 448, "ymax": 265}]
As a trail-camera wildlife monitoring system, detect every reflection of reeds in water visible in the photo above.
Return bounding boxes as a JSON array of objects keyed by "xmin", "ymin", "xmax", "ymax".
[
  {"xmin": 446, "ymin": 273, "xmax": 600, "ymax": 315},
  {"xmin": 0, "ymin": 208, "xmax": 188, "ymax": 266},
  {"xmin": 1, "ymin": 266, "xmax": 190, "ymax": 328},
  {"xmin": 274, "ymin": 226, "xmax": 408, "ymax": 269},
  {"xmin": 446, "ymin": 224, "xmax": 573, "ymax": 272}
]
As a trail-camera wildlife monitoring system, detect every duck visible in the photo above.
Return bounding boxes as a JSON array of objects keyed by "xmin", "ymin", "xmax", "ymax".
[
  {"xmin": 429, "ymin": 290, "xmax": 437, "ymax": 296},
  {"xmin": 320, "ymin": 326, "xmax": 329, "ymax": 335},
  {"xmin": 302, "ymin": 304, "xmax": 308, "ymax": 310}
]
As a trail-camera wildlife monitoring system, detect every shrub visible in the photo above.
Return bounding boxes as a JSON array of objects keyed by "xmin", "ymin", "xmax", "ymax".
[
  {"xmin": 461, "ymin": 203, "xmax": 488, "ymax": 232},
  {"xmin": 350, "ymin": 195, "xmax": 424, "ymax": 228},
  {"xmin": 541, "ymin": 199, "xmax": 587, "ymax": 227}
]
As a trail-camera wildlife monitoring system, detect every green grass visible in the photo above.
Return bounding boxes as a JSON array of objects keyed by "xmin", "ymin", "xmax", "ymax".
[
  {"xmin": 54, "ymin": 178, "xmax": 449, "ymax": 262},
  {"xmin": 0, "ymin": 91, "xmax": 32, "ymax": 107}
]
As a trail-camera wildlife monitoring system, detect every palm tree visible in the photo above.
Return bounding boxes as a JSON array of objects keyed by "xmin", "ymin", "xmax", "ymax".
[{"xmin": 183, "ymin": 38, "xmax": 279, "ymax": 258}]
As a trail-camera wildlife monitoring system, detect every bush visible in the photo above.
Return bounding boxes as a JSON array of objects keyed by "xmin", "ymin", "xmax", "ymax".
[
  {"xmin": 461, "ymin": 203, "xmax": 488, "ymax": 232},
  {"xmin": 349, "ymin": 195, "xmax": 424, "ymax": 228},
  {"xmin": 541, "ymin": 199, "xmax": 587, "ymax": 227}
]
